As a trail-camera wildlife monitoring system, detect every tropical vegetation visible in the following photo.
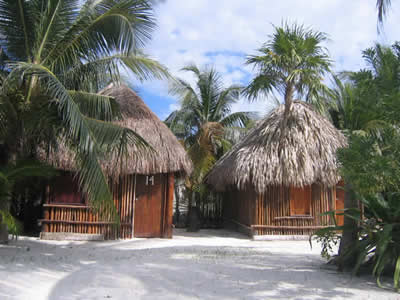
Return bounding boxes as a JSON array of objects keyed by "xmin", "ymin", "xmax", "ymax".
[
  {"xmin": 313, "ymin": 42, "xmax": 400, "ymax": 290},
  {"xmin": 0, "ymin": 0, "xmax": 397, "ymax": 291},
  {"xmin": 0, "ymin": 0, "xmax": 168, "ymax": 226},
  {"xmin": 244, "ymin": 22, "xmax": 333, "ymax": 114},
  {"xmin": 0, "ymin": 160, "xmax": 56, "ymax": 236},
  {"xmin": 243, "ymin": 18, "xmax": 400, "ymax": 290},
  {"xmin": 166, "ymin": 64, "xmax": 253, "ymax": 221}
]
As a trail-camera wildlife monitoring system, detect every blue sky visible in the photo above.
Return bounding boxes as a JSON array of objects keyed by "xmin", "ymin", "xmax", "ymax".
[{"xmin": 129, "ymin": 0, "xmax": 400, "ymax": 120}]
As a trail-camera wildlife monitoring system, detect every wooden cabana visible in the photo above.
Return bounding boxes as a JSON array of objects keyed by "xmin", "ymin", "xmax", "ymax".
[
  {"xmin": 39, "ymin": 84, "xmax": 192, "ymax": 240},
  {"xmin": 206, "ymin": 101, "xmax": 347, "ymax": 237}
]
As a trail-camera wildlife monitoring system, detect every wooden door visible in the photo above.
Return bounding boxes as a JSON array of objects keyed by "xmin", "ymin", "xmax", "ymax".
[{"xmin": 134, "ymin": 174, "xmax": 164, "ymax": 237}]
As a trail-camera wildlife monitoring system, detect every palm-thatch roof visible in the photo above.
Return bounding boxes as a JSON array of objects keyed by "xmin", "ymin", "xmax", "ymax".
[
  {"xmin": 40, "ymin": 84, "xmax": 193, "ymax": 177},
  {"xmin": 206, "ymin": 101, "xmax": 347, "ymax": 193}
]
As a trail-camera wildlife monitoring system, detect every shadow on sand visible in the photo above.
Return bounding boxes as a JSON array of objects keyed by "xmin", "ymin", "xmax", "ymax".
[{"xmin": 0, "ymin": 229, "xmax": 396, "ymax": 300}]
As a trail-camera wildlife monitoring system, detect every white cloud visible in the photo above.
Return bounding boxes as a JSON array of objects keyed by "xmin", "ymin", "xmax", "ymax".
[
  {"xmin": 136, "ymin": 0, "xmax": 400, "ymax": 118},
  {"xmin": 169, "ymin": 102, "xmax": 180, "ymax": 112}
]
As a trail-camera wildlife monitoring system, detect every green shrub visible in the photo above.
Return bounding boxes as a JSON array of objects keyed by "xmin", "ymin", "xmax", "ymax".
[
  {"xmin": 314, "ymin": 128, "xmax": 400, "ymax": 290},
  {"xmin": 0, "ymin": 210, "xmax": 22, "ymax": 237}
]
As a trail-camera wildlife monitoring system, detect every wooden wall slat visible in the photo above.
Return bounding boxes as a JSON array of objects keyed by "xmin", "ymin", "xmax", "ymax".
[{"xmin": 224, "ymin": 184, "xmax": 338, "ymax": 236}]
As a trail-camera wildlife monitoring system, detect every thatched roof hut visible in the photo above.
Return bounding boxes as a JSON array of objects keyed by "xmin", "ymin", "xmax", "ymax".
[
  {"xmin": 207, "ymin": 101, "xmax": 347, "ymax": 193},
  {"xmin": 40, "ymin": 83, "xmax": 193, "ymax": 177}
]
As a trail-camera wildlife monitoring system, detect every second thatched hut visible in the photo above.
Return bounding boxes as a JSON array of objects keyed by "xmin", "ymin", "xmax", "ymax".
[
  {"xmin": 206, "ymin": 101, "xmax": 347, "ymax": 237},
  {"xmin": 40, "ymin": 84, "xmax": 192, "ymax": 240}
]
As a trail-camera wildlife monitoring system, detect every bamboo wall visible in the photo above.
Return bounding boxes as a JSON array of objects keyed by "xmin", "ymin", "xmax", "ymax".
[
  {"xmin": 41, "ymin": 173, "xmax": 174, "ymax": 239},
  {"xmin": 224, "ymin": 184, "xmax": 338, "ymax": 236}
]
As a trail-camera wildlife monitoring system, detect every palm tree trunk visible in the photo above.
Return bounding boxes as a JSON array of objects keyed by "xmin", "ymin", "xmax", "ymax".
[
  {"xmin": 283, "ymin": 83, "xmax": 295, "ymax": 119},
  {"xmin": 337, "ymin": 183, "xmax": 359, "ymax": 270},
  {"xmin": 279, "ymin": 83, "xmax": 295, "ymax": 151},
  {"xmin": 277, "ymin": 83, "xmax": 295, "ymax": 180}
]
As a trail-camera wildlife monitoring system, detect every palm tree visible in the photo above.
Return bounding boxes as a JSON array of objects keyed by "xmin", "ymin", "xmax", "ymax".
[
  {"xmin": 0, "ymin": 0, "xmax": 168, "ymax": 211},
  {"xmin": 328, "ymin": 75, "xmax": 382, "ymax": 133},
  {"xmin": 166, "ymin": 64, "xmax": 253, "ymax": 178},
  {"xmin": 166, "ymin": 64, "xmax": 254, "ymax": 215},
  {"xmin": 329, "ymin": 43, "xmax": 400, "ymax": 131},
  {"xmin": 325, "ymin": 42, "xmax": 400, "ymax": 268},
  {"xmin": 244, "ymin": 22, "xmax": 332, "ymax": 119}
]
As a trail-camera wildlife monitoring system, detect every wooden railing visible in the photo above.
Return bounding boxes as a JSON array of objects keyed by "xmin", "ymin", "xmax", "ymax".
[{"xmin": 40, "ymin": 204, "xmax": 132, "ymax": 239}]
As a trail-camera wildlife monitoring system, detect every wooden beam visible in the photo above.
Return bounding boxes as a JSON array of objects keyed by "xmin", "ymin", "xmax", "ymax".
[
  {"xmin": 39, "ymin": 219, "xmax": 131, "ymax": 226},
  {"xmin": 43, "ymin": 204, "xmax": 89, "ymax": 209},
  {"xmin": 274, "ymin": 216, "xmax": 314, "ymax": 221},
  {"xmin": 251, "ymin": 225, "xmax": 334, "ymax": 230}
]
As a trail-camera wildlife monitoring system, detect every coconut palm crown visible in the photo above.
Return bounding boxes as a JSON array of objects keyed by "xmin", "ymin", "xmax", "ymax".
[
  {"xmin": 166, "ymin": 64, "xmax": 252, "ymax": 142},
  {"xmin": 244, "ymin": 22, "xmax": 332, "ymax": 115},
  {"xmin": 165, "ymin": 64, "xmax": 254, "ymax": 182}
]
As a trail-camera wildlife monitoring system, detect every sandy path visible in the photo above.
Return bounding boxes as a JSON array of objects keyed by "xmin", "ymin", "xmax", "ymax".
[{"xmin": 0, "ymin": 229, "xmax": 398, "ymax": 300}]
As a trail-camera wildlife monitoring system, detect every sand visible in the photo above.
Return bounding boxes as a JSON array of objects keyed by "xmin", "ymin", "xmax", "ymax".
[{"xmin": 0, "ymin": 229, "xmax": 398, "ymax": 300}]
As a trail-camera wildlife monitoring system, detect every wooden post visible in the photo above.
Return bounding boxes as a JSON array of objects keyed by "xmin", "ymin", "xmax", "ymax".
[
  {"xmin": 42, "ymin": 185, "xmax": 50, "ymax": 232},
  {"xmin": 131, "ymin": 174, "xmax": 136, "ymax": 238},
  {"xmin": 165, "ymin": 173, "xmax": 174, "ymax": 238}
]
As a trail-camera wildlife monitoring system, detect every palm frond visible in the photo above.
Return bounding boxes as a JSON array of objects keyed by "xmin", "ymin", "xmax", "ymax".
[
  {"xmin": 8, "ymin": 62, "xmax": 96, "ymax": 153},
  {"xmin": 0, "ymin": 0, "xmax": 35, "ymax": 61},
  {"xmin": 85, "ymin": 116, "xmax": 151, "ymax": 160},
  {"xmin": 377, "ymin": 0, "xmax": 391, "ymax": 24},
  {"xmin": 32, "ymin": 0, "xmax": 80, "ymax": 62},
  {"xmin": 119, "ymin": 52, "xmax": 170, "ymax": 81},
  {"xmin": 181, "ymin": 64, "xmax": 201, "ymax": 77},
  {"xmin": 243, "ymin": 73, "xmax": 278, "ymax": 100},
  {"xmin": 3, "ymin": 159, "xmax": 57, "ymax": 183},
  {"xmin": 69, "ymin": 90, "xmax": 119, "ymax": 121},
  {"xmin": 211, "ymin": 85, "xmax": 242, "ymax": 120},
  {"xmin": 73, "ymin": 147, "xmax": 116, "ymax": 213},
  {"xmin": 220, "ymin": 111, "xmax": 255, "ymax": 128},
  {"xmin": 43, "ymin": 0, "xmax": 156, "ymax": 68}
]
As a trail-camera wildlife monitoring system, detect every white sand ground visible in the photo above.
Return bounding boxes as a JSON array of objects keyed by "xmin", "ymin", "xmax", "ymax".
[{"xmin": 0, "ymin": 229, "xmax": 398, "ymax": 300}]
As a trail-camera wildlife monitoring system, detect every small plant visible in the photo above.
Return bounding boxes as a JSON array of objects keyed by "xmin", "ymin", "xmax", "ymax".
[
  {"xmin": 0, "ymin": 210, "xmax": 22, "ymax": 238},
  {"xmin": 311, "ymin": 226, "xmax": 341, "ymax": 260},
  {"xmin": 312, "ymin": 194, "xmax": 400, "ymax": 291},
  {"xmin": 0, "ymin": 160, "xmax": 57, "ymax": 238},
  {"xmin": 346, "ymin": 193, "xmax": 400, "ymax": 290}
]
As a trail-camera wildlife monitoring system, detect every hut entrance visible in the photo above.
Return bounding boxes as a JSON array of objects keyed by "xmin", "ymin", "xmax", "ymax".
[{"xmin": 134, "ymin": 174, "xmax": 164, "ymax": 237}]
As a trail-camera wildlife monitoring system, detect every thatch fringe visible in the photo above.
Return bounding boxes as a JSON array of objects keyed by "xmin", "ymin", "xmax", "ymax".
[
  {"xmin": 39, "ymin": 84, "xmax": 193, "ymax": 177},
  {"xmin": 206, "ymin": 101, "xmax": 347, "ymax": 193}
]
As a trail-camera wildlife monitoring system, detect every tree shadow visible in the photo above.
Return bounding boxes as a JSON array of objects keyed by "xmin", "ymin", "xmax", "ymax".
[
  {"xmin": 44, "ymin": 246, "xmax": 393, "ymax": 300},
  {"xmin": 173, "ymin": 228, "xmax": 250, "ymax": 239},
  {"xmin": 0, "ymin": 231, "xmax": 397, "ymax": 300}
]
